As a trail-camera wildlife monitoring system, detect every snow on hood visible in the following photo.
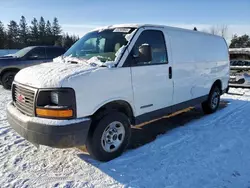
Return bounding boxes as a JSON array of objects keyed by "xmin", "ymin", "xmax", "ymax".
[
  {"xmin": 14, "ymin": 42, "xmax": 129, "ymax": 88},
  {"xmin": 14, "ymin": 59, "xmax": 99, "ymax": 88}
]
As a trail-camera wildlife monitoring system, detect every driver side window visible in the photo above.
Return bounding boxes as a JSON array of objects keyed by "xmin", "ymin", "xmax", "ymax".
[{"xmin": 132, "ymin": 30, "xmax": 168, "ymax": 66}]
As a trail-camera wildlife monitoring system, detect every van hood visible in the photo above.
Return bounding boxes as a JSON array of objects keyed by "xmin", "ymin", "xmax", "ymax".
[{"xmin": 14, "ymin": 61, "xmax": 99, "ymax": 88}]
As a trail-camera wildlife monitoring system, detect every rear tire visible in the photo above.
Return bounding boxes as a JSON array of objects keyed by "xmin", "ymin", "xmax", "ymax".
[
  {"xmin": 1, "ymin": 71, "xmax": 17, "ymax": 90},
  {"xmin": 86, "ymin": 111, "xmax": 131, "ymax": 162},
  {"xmin": 202, "ymin": 85, "xmax": 221, "ymax": 114}
]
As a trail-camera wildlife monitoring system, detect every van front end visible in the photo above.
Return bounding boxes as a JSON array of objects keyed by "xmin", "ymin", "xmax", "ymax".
[{"xmin": 6, "ymin": 82, "xmax": 91, "ymax": 148}]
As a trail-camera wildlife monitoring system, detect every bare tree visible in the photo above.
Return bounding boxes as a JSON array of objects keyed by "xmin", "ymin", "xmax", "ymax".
[
  {"xmin": 210, "ymin": 26, "xmax": 219, "ymax": 35},
  {"xmin": 206, "ymin": 25, "xmax": 228, "ymax": 38},
  {"xmin": 220, "ymin": 24, "xmax": 228, "ymax": 38}
]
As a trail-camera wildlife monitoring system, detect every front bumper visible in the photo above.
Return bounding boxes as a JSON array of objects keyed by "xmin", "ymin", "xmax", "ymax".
[{"xmin": 7, "ymin": 102, "xmax": 92, "ymax": 148}]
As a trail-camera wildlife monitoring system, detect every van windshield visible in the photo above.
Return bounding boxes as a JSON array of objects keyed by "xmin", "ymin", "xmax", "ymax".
[{"xmin": 63, "ymin": 27, "xmax": 136, "ymax": 63}]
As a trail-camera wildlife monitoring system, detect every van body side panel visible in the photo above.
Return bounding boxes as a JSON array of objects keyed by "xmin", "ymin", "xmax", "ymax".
[
  {"xmin": 167, "ymin": 29, "xmax": 200, "ymax": 104},
  {"xmin": 167, "ymin": 28, "xmax": 229, "ymax": 105},
  {"xmin": 215, "ymin": 38, "xmax": 230, "ymax": 90},
  {"xmin": 61, "ymin": 67, "xmax": 135, "ymax": 118}
]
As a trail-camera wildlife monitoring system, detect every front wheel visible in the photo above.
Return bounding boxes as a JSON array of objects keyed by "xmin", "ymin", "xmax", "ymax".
[
  {"xmin": 86, "ymin": 112, "xmax": 131, "ymax": 162},
  {"xmin": 202, "ymin": 86, "xmax": 221, "ymax": 114}
]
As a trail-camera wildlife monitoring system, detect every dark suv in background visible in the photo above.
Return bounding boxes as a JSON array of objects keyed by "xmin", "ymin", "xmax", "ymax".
[{"xmin": 0, "ymin": 46, "xmax": 66, "ymax": 89}]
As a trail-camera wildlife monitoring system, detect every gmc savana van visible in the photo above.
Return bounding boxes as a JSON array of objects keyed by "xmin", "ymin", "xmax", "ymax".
[{"xmin": 7, "ymin": 24, "xmax": 230, "ymax": 161}]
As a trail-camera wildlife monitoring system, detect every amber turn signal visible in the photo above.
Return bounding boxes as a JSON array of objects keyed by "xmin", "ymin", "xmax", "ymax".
[{"xmin": 36, "ymin": 108, "xmax": 73, "ymax": 118}]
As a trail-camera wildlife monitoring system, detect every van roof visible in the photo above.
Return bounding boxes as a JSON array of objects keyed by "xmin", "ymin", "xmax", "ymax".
[
  {"xmin": 91, "ymin": 23, "xmax": 223, "ymax": 38},
  {"xmin": 91, "ymin": 23, "xmax": 186, "ymax": 31}
]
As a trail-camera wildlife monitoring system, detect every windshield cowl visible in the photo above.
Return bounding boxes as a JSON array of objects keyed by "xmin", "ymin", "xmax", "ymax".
[{"xmin": 53, "ymin": 55, "xmax": 116, "ymax": 68}]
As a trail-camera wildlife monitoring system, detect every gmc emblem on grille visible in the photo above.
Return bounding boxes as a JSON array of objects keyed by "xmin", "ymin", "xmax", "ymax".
[{"xmin": 17, "ymin": 93, "xmax": 25, "ymax": 103}]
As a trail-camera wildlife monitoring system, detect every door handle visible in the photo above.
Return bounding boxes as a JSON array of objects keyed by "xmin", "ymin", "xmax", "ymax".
[{"xmin": 169, "ymin": 67, "xmax": 172, "ymax": 79}]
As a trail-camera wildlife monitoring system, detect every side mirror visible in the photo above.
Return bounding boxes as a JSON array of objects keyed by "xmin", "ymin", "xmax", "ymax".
[{"xmin": 133, "ymin": 44, "xmax": 152, "ymax": 63}]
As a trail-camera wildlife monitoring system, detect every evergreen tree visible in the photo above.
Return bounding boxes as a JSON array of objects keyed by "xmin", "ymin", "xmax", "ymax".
[
  {"xmin": 7, "ymin": 20, "xmax": 19, "ymax": 48},
  {"xmin": 45, "ymin": 20, "xmax": 53, "ymax": 45},
  {"xmin": 30, "ymin": 18, "xmax": 39, "ymax": 45},
  {"xmin": 38, "ymin": 17, "xmax": 46, "ymax": 45},
  {"xmin": 62, "ymin": 33, "xmax": 72, "ymax": 49},
  {"xmin": 52, "ymin": 17, "xmax": 62, "ymax": 45},
  {"xmin": 230, "ymin": 34, "xmax": 250, "ymax": 48},
  {"xmin": 46, "ymin": 20, "xmax": 52, "ymax": 36},
  {"xmin": 0, "ymin": 16, "xmax": 77, "ymax": 49},
  {"xmin": 19, "ymin": 16, "xmax": 29, "ymax": 47},
  {"xmin": 52, "ymin": 17, "xmax": 61, "ymax": 36},
  {"xmin": 0, "ymin": 21, "xmax": 6, "ymax": 48},
  {"xmin": 60, "ymin": 33, "xmax": 79, "ymax": 49},
  {"xmin": 54, "ymin": 37, "xmax": 62, "ymax": 47}
]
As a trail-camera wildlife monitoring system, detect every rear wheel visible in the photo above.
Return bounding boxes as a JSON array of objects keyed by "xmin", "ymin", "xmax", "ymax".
[
  {"xmin": 86, "ymin": 111, "xmax": 131, "ymax": 162},
  {"xmin": 202, "ymin": 85, "xmax": 221, "ymax": 114},
  {"xmin": 1, "ymin": 71, "xmax": 17, "ymax": 89}
]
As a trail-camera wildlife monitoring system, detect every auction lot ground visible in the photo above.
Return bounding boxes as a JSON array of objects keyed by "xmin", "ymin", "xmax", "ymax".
[{"xmin": 1, "ymin": 86, "xmax": 250, "ymax": 188}]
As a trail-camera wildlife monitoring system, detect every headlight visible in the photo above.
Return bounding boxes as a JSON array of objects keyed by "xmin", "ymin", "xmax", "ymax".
[
  {"xmin": 36, "ymin": 88, "xmax": 76, "ymax": 119},
  {"xmin": 51, "ymin": 91, "xmax": 59, "ymax": 105}
]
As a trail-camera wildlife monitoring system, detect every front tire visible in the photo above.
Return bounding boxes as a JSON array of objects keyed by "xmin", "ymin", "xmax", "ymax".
[
  {"xmin": 1, "ymin": 71, "xmax": 17, "ymax": 90},
  {"xmin": 202, "ymin": 85, "xmax": 221, "ymax": 114},
  {"xmin": 86, "ymin": 112, "xmax": 131, "ymax": 162}
]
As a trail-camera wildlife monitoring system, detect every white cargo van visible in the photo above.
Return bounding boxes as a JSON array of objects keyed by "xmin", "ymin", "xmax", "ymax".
[{"xmin": 7, "ymin": 24, "xmax": 229, "ymax": 161}]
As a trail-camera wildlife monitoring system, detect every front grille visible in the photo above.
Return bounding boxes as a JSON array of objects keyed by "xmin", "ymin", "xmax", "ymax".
[{"xmin": 13, "ymin": 84, "xmax": 36, "ymax": 116}]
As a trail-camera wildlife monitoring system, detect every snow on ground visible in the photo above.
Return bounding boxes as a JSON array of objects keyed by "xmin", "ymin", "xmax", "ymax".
[{"xmin": 1, "ymin": 87, "xmax": 250, "ymax": 188}]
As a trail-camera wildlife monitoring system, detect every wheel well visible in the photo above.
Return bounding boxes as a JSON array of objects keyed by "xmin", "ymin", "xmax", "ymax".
[
  {"xmin": 92, "ymin": 100, "xmax": 135, "ymax": 125},
  {"xmin": 212, "ymin": 80, "xmax": 222, "ymax": 94},
  {"xmin": 0, "ymin": 68, "xmax": 20, "ymax": 80}
]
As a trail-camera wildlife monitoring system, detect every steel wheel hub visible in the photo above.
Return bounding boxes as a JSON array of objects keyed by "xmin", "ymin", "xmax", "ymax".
[
  {"xmin": 211, "ymin": 91, "xmax": 219, "ymax": 109},
  {"xmin": 101, "ymin": 121, "xmax": 125, "ymax": 153}
]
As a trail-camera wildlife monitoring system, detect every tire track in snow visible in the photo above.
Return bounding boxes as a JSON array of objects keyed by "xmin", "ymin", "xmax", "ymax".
[
  {"xmin": 160, "ymin": 134, "xmax": 191, "ymax": 149},
  {"xmin": 0, "ymin": 125, "xmax": 10, "ymax": 130},
  {"xmin": 198, "ymin": 99, "xmax": 249, "ymax": 128},
  {"xmin": 114, "ymin": 99, "xmax": 249, "ymax": 165},
  {"xmin": 29, "ymin": 176, "xmax": 94, "ymax": 188},
  {"xmin": 0, "ymin": 128, "xmax": 11, "ymax": 136}
]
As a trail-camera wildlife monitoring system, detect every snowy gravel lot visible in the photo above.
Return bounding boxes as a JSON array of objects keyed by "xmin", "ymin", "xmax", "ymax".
[{"xmin": 1, "ymin": 86, "xmax": 250, "ymax": 188}]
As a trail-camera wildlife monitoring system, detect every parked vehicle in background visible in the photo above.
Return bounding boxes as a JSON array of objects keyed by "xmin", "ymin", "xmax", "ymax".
[
  {"xmin": 0, "ymin": 46, "xmax": 66, "ymax": 89},
  {"xmin": 7, "ymin": 24, "xmax": 229, "ymax": 161},
  {"xmin": 229, "ymin": 48, "xmax": 250, "ymax": 88}
]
